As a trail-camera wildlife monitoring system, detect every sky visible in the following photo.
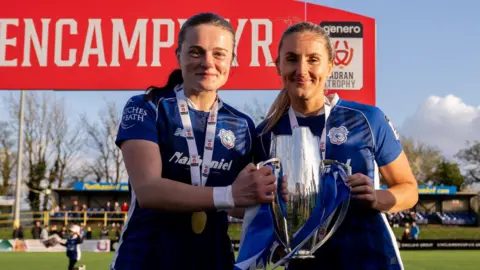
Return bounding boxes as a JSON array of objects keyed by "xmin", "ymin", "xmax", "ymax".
[{"xmin": 1, "ymin": 0, "xmax": 479, "ymax": 160}]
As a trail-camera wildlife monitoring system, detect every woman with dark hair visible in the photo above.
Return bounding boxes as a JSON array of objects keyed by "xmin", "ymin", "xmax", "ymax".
[{"xmin": 111, "ymin": 12, "xmax": 287, "ymax": 270}]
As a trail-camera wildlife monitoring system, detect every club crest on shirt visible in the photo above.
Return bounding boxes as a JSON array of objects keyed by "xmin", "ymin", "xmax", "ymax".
[
  {"xmin": 327, "ymin": 126, "xmax": 349, "ymax": 145},
  {"xmin": 218, "ymin": 129, "xmax": 236, "ymax": 149}
]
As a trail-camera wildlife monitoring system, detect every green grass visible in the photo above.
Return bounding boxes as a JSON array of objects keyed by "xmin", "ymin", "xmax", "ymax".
[
  {"xmin": 1, "ymin": 251, "xmax": 480, "ymax": 270},
  {"xmin": 3, "ymin": 224, "xmax": 480, "ymax": 241}
]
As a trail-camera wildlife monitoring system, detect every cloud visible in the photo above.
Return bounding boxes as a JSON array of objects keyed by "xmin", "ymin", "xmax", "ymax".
[{"xmin": 399, "ymin": 95, "xmax": 480, "ymax": 158}]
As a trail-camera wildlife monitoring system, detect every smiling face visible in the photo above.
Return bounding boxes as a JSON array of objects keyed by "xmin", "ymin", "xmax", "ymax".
[
  {"xmin": 177, "ymin": 24, "xmax": 234, "ymax": 93},
  {"xmin": 276, "ymin": 31, "xmax": 333, "ymax": 102}
]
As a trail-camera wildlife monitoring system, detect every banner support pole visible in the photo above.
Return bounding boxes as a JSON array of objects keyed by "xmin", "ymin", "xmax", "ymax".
[{"xmin": 13, "ymin": 90, "xmax": 25, "ymax": 228}]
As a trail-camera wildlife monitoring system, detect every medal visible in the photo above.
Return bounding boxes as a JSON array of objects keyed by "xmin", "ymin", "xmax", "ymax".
[
  {"xmin": 175, "ymin": 85, "xmax": 219, "ymax": 234},
  {"xmin": 191, "ymin": 211, "xmax": 207, "ymax": 234}
]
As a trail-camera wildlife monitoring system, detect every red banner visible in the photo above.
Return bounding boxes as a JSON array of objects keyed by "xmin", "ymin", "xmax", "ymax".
[{"xmin": 0, "ymin": 0, "xmax": 375, "ymax": 105}]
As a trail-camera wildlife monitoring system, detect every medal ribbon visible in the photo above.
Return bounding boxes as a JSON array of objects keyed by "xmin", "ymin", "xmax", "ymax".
[
  {"xmin": 287, "ymin": 101, "xmax": 331, "ymax": 160},
  {"xmin": 174, "ymin": 84, "xmax": 218, "ymax": 187}
]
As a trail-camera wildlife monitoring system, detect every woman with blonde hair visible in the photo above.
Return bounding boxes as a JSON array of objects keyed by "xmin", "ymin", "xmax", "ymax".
[{"xmin": 254, "ymin": 22, "xmax": 418, "ymax": 269}]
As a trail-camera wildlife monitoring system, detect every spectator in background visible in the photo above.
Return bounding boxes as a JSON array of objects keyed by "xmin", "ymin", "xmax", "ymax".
[
  {"xmin": 72, "ymin": 200, "xmax": 81, "ymax": 218},
  {"xmin": 12, "ymin": 224, "xmax": 24, "ymax": 239},
  {"xmin": 115, "ymin": 225, "xmax": 123, "ymax": 241},
  {"xmin": 86, "ymin": 227, "xmax": 93, "ymax": 240},
  {"xmin": 114, "ymin": 201, "xmax": 121, "ymax": 212},
  {"xmin": 402, "ymin": 223, "xmax": 411, "ymax": 241},
  {"xmin": 100, "ymin": 226, "xmax": 109, "ymax": 239},
  {"xmin": 31, "ymin": 221, "xmax": 42, "ymax": 239},
  {"xmin": 80, "ymin": 224, "xmax": 86, "ymax": 238},
  {"xmin": 40, "ymin": 225, "xmax": 49, "ymax": 240},
  {"xmin": 410, "ymin": 222, "xmax": 420, "ymax": 240},
  {"xmin": 72, "ymin": 200, "xmax": 80, "ymax": 211},
  {"xmin": 60, "ymin": 226, "xmax": 67, "ymax": 239},
  {"xmin": 51, "ymin": 205, "xmax": 60, "ymax": 216},
  {"xmin": 121, "ymin": 201, "xmax": 129, "ymax": 212},
  {"xmin": 114, "ymin": 201, "xmax": 121, "ymax": 219},
  {"xmin": 61, "ymin": 205, "xmax": 68, "ymax": 214},
  {"xmin": 81, "ymin": 204, "xmax": 88, "ymax": 213},
  {"xmin": 105, "ymin": 201, "xmax": 113, "ymax": 212},
  {"xmin": 50, "ymin": 225, "xmax": 59, "ymax": 236}
]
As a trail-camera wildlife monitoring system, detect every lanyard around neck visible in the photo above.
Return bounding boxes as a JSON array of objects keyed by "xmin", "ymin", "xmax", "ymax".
[
  {"xmin": 287, "ymin": 103, "xmax": 331, "ymax": 160},
  {"xmin": 174, "ymin": 84, "xmax": 219, "ymax": 187}
]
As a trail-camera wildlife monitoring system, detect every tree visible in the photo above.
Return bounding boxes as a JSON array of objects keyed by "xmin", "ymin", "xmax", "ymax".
[
  {"xmin": 49, "ymin": 99, "xmax": 84, "ymax": 188},
  {"xmin": 400, "ymin": 136, "xmax": 443, "ymax": 184},
  {"xmin": 81, "ymin": 101, "xmax": 124, "ymax": 183},
  {"xmin": 456, "ymin": 140, "xmax": 480, "ymax": 184},
  {"xmin": 428, "ymin": 159, "xmax": 464, "ymax": 189},
  {"xmin": 0, "ymin": 121, "xmax": 16, "ymax": 196},
  {"xmin": 3, "ymin": 92, "xmax": 80, "ymax": 212},
  {"xmin": 42, "ymin": 99, "xmax": 85, "ymax": 210},
  {"xmin": 243, "ymin": 98, "xmax": 269, "ymax": 125}
]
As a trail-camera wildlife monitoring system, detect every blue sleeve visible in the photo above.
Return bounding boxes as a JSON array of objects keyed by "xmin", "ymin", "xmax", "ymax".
[
  {"xmin": 369, "ymin": 108, "xmax": 402, "ymax": 167},
  {"xmin": 115, "ymin": 95, "xmax": 159, "ymax": 147}
]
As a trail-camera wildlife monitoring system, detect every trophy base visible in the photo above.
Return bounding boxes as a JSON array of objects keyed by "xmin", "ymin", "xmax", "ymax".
[
  {"xmin": 292, "ymin": 250, "xmax": 315, "ymax": 259},
  {"xmin": 287, "ymin": 255, "xmax": 317, "ymax": 269}
]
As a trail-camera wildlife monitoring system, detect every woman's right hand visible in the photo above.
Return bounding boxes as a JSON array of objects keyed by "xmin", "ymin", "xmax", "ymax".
[{"xmin": 231, "ymin": 163, "xmax": 277, "ymax": 207}]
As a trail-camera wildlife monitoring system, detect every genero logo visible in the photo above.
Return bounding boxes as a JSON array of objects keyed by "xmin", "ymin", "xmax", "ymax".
[
  {"xmin": 321, "ymin": 22, "xmax": 364, "ymax": 91},
  {"xmin": 334, "ymin": 40, "xmax": 354, "ymax": 69}
]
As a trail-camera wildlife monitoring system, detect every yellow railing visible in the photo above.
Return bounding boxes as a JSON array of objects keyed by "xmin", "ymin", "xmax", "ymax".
[{"xmin": 0, "ymin": 210, "xmax": 128, "ymax": 228}]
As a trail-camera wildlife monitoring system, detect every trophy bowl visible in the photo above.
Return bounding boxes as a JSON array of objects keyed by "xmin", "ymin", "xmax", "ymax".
[{"xmin": 257, "ymin": 127, "xmax": 351, "ymax": 268}]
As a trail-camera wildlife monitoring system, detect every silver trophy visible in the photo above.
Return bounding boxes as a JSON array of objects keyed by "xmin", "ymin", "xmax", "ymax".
[{"xmin": 257, "ymin": 127, "xmax": 351, "ymax": 268}]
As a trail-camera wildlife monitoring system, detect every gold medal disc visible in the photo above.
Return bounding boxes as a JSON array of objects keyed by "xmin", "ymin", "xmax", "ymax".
[{"xmin": 191, "ymin": 211, "xmax": 207, "ymax": 234}]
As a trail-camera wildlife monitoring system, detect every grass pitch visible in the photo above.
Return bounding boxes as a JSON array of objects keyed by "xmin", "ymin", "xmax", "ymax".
[{"xmin": 1, "ymin": 250, "xmax": 480, "ymax": 270}]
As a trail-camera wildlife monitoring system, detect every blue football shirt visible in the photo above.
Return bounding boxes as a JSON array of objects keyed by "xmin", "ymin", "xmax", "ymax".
[
  {"xmin": 111, "ymin": 89, "xmax": 256, "ymax": 270},
  {"xmin": 63, "ymin": 236, "xmax": 82, "ymax": 261},
  {"xmin": 255, "ymin": 97, "xmax": 404, "ymax": 270}
]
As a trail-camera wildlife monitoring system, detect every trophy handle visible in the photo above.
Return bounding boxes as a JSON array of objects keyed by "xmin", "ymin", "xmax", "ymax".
[
  {"xmin": 256, "ymin": 158, "xmax": 291, "ymax": 251},
  {"xmin": 310, "ymin": 194, "xmax": 350, "ymax": 253},
  {"xmin": 310, "ymin": 159, "xmax": 352, "ymax": 253}
]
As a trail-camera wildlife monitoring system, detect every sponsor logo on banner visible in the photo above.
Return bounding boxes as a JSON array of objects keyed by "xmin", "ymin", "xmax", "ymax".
[
  {"xmin": 169, "ymin": 152, "xmax": 233, "ymax": 172},
  {"xmin": 0, "ymin": 240, "xmax": 13, "ymax": 252},
  {"xmin": 16, "ymin": 240, "xmax": 111, "ymax": 252},
  {"xmin": 321, "ymin": 22, "xmax": 364, "ymax": 91}
]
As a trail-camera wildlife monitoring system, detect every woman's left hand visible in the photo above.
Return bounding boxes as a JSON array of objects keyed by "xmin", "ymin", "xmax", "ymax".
[{"xmin": 346, "ymin": 173, "xmax": 377, "ymax": 208}]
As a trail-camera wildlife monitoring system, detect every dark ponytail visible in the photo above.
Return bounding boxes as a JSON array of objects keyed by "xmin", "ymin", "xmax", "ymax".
[{"xmin": 144, "ymin": 69, "xmax": 183, "ymax": 101}]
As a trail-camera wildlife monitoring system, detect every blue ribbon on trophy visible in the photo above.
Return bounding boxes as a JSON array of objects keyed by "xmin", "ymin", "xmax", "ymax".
[{"xmin": 235, "ymin": 127, "xmax": 351, "ymax": 270}]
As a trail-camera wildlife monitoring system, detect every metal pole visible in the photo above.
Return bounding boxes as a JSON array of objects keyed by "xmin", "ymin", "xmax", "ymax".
[{"xmin": 13, "ymin": 90, "xmax": 25, "ymax": 228}]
